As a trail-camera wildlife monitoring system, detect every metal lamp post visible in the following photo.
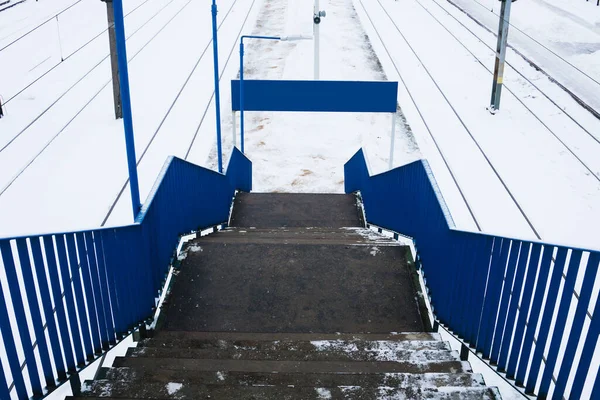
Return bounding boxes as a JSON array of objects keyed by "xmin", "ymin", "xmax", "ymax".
[{"xmin": 238, "ymin": 35, "xmax": 311, "ymax": 154}]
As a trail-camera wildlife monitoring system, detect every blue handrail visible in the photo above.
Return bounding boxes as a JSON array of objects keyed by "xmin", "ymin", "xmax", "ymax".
[
  {"xmin": 345, "ymin": 148, "xmax": 600, "ymax": 399},
  {"xmin": 0, "ymin": 149, "xmax": 251, "ymax": 399}
]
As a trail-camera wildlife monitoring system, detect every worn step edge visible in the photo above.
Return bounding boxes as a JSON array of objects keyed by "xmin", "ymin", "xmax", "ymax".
[
  {"xmin": 112, "ymin": 357, "xmax": 473, "ymax": 374},
  {"xmin": 126, "ymin": 346, "xmax": 460, "ymax": 363},
  {"xmin": 137, "ymin": 338, "xmax": 450, "ymax": 351},
  {"xmin": 98, "ymin": 368, "xmax": 487, "ymax": 388},
  {"xmin": 151, "ymin": 331, "xmax": 442, "ymax": 342},
  {"xmin": 80, "ymin": 381, "xmax": 501, "ymax": 399}
]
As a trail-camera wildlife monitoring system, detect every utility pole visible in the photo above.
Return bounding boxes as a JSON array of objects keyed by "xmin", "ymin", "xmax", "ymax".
[
  {"xmin": 489, "ymin": 0, "xmax": 515, "ymax": 113},
  {"xmin": 101, "ymin": 0, "xmax": 122, "ymax": 119}
]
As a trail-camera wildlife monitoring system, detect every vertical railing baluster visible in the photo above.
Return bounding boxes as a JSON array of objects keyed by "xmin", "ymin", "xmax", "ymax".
[
  {"xmin": 15, "ymin": 238, "xmax": 55, "ymax": 389},
  {"xmin": 0, "ymin": 241, "xmax": 28, "ymax": 399},
  {"xmin": 0, "ymin": 240, "xmax": 43, "ymax": 396},
  {"xmin": 478, "ymin": 238, "xmax": 510, "ymax": 358},
  {"xmin": 30, "ymin": 237, "xmax": 67, "ymax": 381},
  {"xmin": 0, "ymin": 358, "xmax": 11, "ymax": 400},
  {"xmin": 65, "ymin": 234, "xmax": 94, "ymax": 361},
  {"xmin": 490, "ymin": 240, "xmax": 520, "ymax": 364},
  {"xmin": 84, "ymin": 232, "xmax": 110, "ymax": 350},
  {"xmin": 569, "ymin": 280, "xmax": 600, "ymax": 399},
  {"xmin": 553, "ymin": 252, "xmax": 600, "ymax": 399},
  {"xmin": 94, "ymin": 232, "xmax": 116, "ymax": 346},
  {"xmin": 497, "ymin": 242, "xmax": 531, "ymax": 372},
  {"xmin": 506, "ymin": 243, "xmax": 541, "ymax": 378},
  {"xmin": 515, "ymin": 245, "xmax": 554, "ymax": 385},
  {"xmin": 56, "ymin": 235, "xmax": 85, "ymax": 366},
  {"xmin": 524, "ymin": 247, "xmax": 567, "ymax": 393},
  {"xmin": 538, "ymin": 249, "xmax": 582, "ymax": 397},
  {"xmin": 43, "ymin": 235, "xmax": 76, "ymax": 372},
  {"xmin": 76, "ymin": 233, "xmax": 102, "ymax": 355}
]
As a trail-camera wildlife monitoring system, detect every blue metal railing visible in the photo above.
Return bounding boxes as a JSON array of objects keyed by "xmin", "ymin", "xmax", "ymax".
[
  {"xmin": 0, "ymin": 148, "xmax": 251, "ymax": 399},
  {"xmin": 345, "ymin": 148, "xmax": 600, "ymax": 399}
]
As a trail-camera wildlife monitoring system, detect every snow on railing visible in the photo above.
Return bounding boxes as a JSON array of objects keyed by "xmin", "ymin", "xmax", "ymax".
[
  {"xmin": 0, "ymin": 149, "xmax": 252, "ymax": 399},
  {"xmin": 345, "ymin": 148, "xmax": 600, "ymax": 399}
]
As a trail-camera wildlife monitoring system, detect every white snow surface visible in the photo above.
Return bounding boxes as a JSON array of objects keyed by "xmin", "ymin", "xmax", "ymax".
[
  {"xmin": 315, "ymin": 387, "xmax": 333, "ymax": 399},
  {"xmin": 165, "ymin": 382, "xmax": 183, "ymax": 395},
  {"xmin": 449, "ymin": 0, "xmax": 600, "ymax": 114}
]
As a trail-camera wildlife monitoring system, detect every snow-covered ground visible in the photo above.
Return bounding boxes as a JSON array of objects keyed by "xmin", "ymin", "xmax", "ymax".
[
  {"xmin": 449, "ymin": 0, "xmax": 600, "ymax": 116},
  {"xmin": 356, "ymin": 0, "xmax": 600, "ymax": 249},
  {"xmin": 222, "ymin": 0, "xmax": 418, "ymax": 193}
]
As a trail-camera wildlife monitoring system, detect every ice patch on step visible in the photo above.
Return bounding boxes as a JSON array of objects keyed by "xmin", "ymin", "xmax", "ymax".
[
  {"xmin": 217, "ymin": 371, "xmax": 226, "ymax": 381},
  {"xmin": 189, "ymin": 244, "xmax": 203, "ymax": 252},
  {"xmin": 166, "ymin": 382, "xmax": 183, "ymax": 395},
  {"xmin": 370, "ymin": 246, "xmax": 380, "ymax": 256},
  {"xmin": 316, "ymin": 387, "xmax": 332, "ymax": 399}
]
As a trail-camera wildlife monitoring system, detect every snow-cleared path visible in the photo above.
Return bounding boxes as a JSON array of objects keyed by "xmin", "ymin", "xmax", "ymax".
[
  {"xmin": 358, "ymin": 0, "xmax": 600, "ymax": 249},
  {"xmin": 222, "ymin": 0, "xmax": 421, "ymax": 195}
]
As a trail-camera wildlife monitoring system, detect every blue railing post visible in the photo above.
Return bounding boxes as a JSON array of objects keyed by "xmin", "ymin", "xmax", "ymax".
[
  {"xmin": 212, "ymin": 0, "xmax": 223, "ymax": 173},
  {"xmin": 113, "ymin": 0, "xmax": 141, "ymax": 219},
  {"xmin": 239, "ymin": 39, "xmax": 245, "ymax": 154}
]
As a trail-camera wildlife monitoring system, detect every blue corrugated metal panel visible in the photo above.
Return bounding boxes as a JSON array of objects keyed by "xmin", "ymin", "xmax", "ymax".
[{"xmin": 231, "ymin": 80, "xmax": 398, "ymax": 113}]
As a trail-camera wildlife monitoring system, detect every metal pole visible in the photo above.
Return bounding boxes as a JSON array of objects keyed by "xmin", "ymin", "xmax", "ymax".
[
  {"xmin": 113, "ymin": 0, "xmax": 141, "ymax": 219},
  {"xmin": 237, "ymin": 35, "xmax": 283, "ymax": 155},
  {"xmin": 211, "ymin": 0, "xmax": 223, "ymax": 173},
  {"xmin": 239, "ymin": 40, "xmax": 245, "ymax": 154},
  {"xmin": 489, "ymin": 0, "xmax": 512, "ymax": 112},
  {"xmin": 103, "ymin": 0, "xmax": 122, "ymax": 119},
  {"xmin": 313, "ymin": 0, "xmax": 319, "ymax": 79}
]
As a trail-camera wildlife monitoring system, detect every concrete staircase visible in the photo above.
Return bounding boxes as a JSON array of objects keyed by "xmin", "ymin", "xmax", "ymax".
[{"xmin": 69, "ymin": 193, "xmax": 501, "ymax": 399}]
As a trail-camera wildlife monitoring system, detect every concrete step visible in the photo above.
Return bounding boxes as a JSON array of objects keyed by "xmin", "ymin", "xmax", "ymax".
[
  {"xmin": 138, "ymin": 335, "xmax": 449, "ymax": 352},
  {"xmin": 147, "ymin": 331, "xmax": 443, "ymax": 343},
  {"xmin": 193, "ymin": 227, "xmax": 400, "ymax": 246},
  {"xmin": 112, "ymin": 357, "xmax": 472, "ymax": 374},
  {"xmin": 163, "ymin": 241, "xmax": 424, "ymax": 333},
  {"xmin": 97, "ymin": 367, "xmax": 486, "ymax": 388},
  {"xmin": 128, "ymin": 342, "xmax": 459, "ymax": 363},
  {"xmin": 229, "ymin": 193, "xmax": 364, "ymax": 228},
  {"xmin": 76, "ymin": 381, "xmax": 502, "ymax": 399}
]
